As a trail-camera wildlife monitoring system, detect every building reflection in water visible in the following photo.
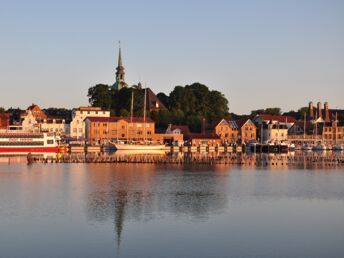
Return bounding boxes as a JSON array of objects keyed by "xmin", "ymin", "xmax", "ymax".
[{"xmin": 85, "ymin": 163, "xmax": 230, "ymax": 250}]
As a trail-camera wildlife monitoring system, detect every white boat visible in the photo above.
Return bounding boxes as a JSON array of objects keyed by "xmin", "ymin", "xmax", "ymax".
[
  {"xmin": 111, "ymin": 142, "xmax": 165, "ymax": 150},
  {"xmin": 301, "ymin": 143, "xmax": 313, "ymax": 151},
  {"xmin": 0, "ymin": 131, "xmax": 60, "ymax": 154},
  {"xmin": 333, "ymin": 144, "xmax": 343, "ymax": 151},
  {"xmin": 312, "ymin": 143, "xmax": 326, "ymax": 151}
]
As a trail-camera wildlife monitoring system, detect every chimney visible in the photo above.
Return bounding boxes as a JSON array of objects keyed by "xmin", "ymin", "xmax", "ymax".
[
  {"xmin": 309, "ymin": 101, "xmax": 314, "ymax": 120},
  {"xmin": 324, "ymin": 102, "xmax": 330, "ymax": 122},
  {"xmin": 317, "ymin": 102, "xmax": 322, "ymax": 119}
]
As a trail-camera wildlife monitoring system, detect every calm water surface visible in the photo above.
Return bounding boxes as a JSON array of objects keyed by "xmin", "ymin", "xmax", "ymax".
[{"xmin": 0, "ymin": 162, "xmax": 344, "ymax": 258}]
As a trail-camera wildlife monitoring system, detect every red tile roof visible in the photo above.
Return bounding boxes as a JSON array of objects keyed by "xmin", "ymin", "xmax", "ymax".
[
  {"xmin": 170, "ymin": 125, "xmax": 190, "ymax": 134},
  {"xmin": 258, "ymin": 115, "xmax": 296, "ymax": 123},
  {"xmin": 86, "ymin": 116, "xmax": 154, "ymax": 123}
]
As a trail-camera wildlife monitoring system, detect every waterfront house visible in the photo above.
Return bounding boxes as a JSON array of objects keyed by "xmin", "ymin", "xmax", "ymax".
[
  {"xmin": 85, "ymin": 116, "xmax": 156, "ymax": 145},
  {"xmin": 20, "ymin": 104, "xmax": 69, "ymax": 135},
  {"xmin": 213, "ymin": 119, "xmax": 238, "ymax": 143},
  {"xmin": 235, "ymin": 119, "xmax": 257, "ymax": 144},
  {"xmin": 70, "ymin": 107, "xmax": 110, "ymax": 140},
  {"xmin": 165, "ymin": 124, "xmax": 190, "ymax": 135},
  {"xmin": 183, "ymin": 133, "xmax": 221, "ymax": 147},
  {"xmin": 253, "ymin": 114, "xmax": 296, "ymax": 129},
  {"xmin": 262, "ymin": 123, "xmax": 288, "ymax": 143}
]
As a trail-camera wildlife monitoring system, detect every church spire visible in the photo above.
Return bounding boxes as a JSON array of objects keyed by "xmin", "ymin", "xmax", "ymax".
[{"xmin": 112, "ymin": 41, "xmax": 128, "ymax": 90}]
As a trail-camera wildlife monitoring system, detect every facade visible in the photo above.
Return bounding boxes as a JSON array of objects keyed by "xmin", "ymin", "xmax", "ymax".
[
  {"xmin": 166, "ymin": 124, "xmax": 190, "ymax": 135},
  {"xmin": 112, "ymin": 46, "xmax": 128, "ymax": 90},
  {"xmin": 0, "ymin": 113, "xmax": 10, "ymax": 129},
  {"xmin": 253, "ymin": 114, "xmax": 296, "ymax": 129},
  {"xmin": 236, "ymin": 119, "xmax": 257, "ymax": 143},
  {"xmin": 322, "ymin": 121, "xmax": 344, "ymax": 144},
  {"xmin": 184, "ymin": 133, "xmax": 221, "ymax": 147},
  {"xmin": 85, "ymin": 116, "xmax": 156, "ymax": 145},
  {"xmin": 213, "ymin": 119, "xmax": 238, "ymax": 143},
  {"xmin": 20, "ymin": 105, "xmax": 69, "ymax": 134},
  {"xmin": 70, "ymin": 107, "xmax": 110, "ymax": 139},
  {"xmin": 262, "ymin": 123, "xmax": 288, "ymax": 143}
]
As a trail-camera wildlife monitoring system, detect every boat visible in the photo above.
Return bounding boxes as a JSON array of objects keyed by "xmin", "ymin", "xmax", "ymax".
[
  {"xmin": 110, "ymin": 86, "xmax": 166, "ymax": 151},
  {"xmin": 312, "ymin": 142, "xmax": 326, "ymax": 151},
  {"xmin": 333, "ymin": 144, "xmax": 343, "ymax": 151},
  {"xmin": 112, "ymin": 141, "xmax": 166, "ymax": 150},
  {"xmin": 0, "ymin": 131, "xmax": 60, "ymax": 153},
  {"xmin": 301, "ymin": 143, "xmax": 313, "ymax": 151}
]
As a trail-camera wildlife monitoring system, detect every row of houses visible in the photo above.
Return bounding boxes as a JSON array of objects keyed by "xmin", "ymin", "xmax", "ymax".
[{"xmin": 2, "ymin": 103, "xmax": 343, "ymax": 146}]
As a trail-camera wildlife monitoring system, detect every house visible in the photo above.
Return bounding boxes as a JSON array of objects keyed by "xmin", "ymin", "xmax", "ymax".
[
  {"xmin": 70, "ymin": 107, "xmax": 110, "ymax": 139},
  {"xmin": 236, "ymin": 119, "xmax": 257, "ymax": 143},
  {"xmin": 166, "ymin": 124, "xmax": 190, "ymax": 135},
  {"xmin": 0, "ymin": 113, "xmax": 10, "ymax": 129},
  {"xmin": 253, "ymin": 114, "xmax": 296, "ymax": 129},
  {"xmin": 85, "ymin": 116, "xmax": 156, "ymax": 145},
  {"xmin": 20, "ymin": 104, "xmax": 69, "ymax": 134},
  {"xmin": 145, "ymin": 88, "xmax": 167, "ymax": 112},
  {"xmin": 183, "ymin": 133, "xmax": 221, "ymax": 147},
  {"xmin": 213, "ymin": 119, "xmax": 238, "ymax": 143},
  {"xmin": 262, "ymin": 123, "xmax": 288, "ymax": 143}
]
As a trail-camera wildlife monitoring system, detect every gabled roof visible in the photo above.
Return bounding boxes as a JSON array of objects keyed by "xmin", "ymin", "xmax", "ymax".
[
  {"xmin": 235, "ymin": 119, "xmax": 255, "ymax": 129},
  {"xmin": 169, "ymin": 125, "xmax": 190, "ymax": 134},
  {"xmin": 85, "ymin": 116, "xmax": 154, "ymax": 123},
  {"xmin": 145, "ymin": 88, "xmax": 166, "ymax": 111}
]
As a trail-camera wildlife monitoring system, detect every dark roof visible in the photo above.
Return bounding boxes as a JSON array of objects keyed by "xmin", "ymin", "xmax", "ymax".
[
  {"xmin": 257, "ymin": 115, "xmax": 296, "ymax": 123},
  {"xmin": 86, "ymin": 116, "xmax": 154, "ymax": 123},
  {"xmin": 169, "ymin": 125, "xmax": 190, "ymax": 134},
  {"xmin": 235, "ymin": 119, "xmax": 255, "ymax": 129},
  {"xmin": 145, "ymin": 88, "xmax": 166, "ymax": 111}
]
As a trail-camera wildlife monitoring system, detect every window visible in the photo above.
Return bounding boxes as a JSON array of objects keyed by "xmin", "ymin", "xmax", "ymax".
[
  {"xmin": 47, "ymin": 140, "xmax": 54, "ymax": 145},
  {"xmin": 73, "ymin": 128, "xmax": 77, "ymax": 133},
  {"xmin": 79, "ymin": 128, "xmax": 83, "ymax": 133},
  {"xmin": 96, "ymin": 111, "xmax": 98, "ymax": 114},
  {"xmin": 112, "ymin": 130, "xmax": 117, "ymax": 135},
  {"xmin": 87, "ymin": 111, "xmax": 90, "ymax": 114}
]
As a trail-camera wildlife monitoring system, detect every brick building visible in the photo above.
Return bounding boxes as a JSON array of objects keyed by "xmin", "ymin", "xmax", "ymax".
[
  {"xmin": 213, "ymin": 119, "xmax": 238, "ymax": 143},
  {"xmin": 0, "ymin": 113, "xmax": 10, "ymax": 129}
]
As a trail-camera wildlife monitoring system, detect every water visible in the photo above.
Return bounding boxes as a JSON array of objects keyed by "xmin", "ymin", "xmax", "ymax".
[{"xmin": 1, "ymin": 162, "xmax": 344, "ymax": 258}]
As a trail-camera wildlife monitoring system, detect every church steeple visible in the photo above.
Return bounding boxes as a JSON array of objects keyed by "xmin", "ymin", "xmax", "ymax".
[{"xmin": 112, "ymin": 41, "xmax": 128, "ymax": 90}]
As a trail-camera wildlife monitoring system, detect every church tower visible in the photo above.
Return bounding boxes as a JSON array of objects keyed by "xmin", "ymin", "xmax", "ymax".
[{"xmin": 112, "ymin": 43, "xmax": 128, "ymax": 90}]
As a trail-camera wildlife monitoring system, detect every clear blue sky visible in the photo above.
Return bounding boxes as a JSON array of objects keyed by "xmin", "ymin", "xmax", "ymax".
[{"xmin": 1, "ymin": 0, "xmax": 343, "ymax": 114}]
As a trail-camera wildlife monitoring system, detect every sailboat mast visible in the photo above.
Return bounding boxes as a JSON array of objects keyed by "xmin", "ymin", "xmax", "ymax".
[
  {"xmin": 130, "ymin": 90, "xmax": 134, "ymax": 123},
  {"xmin": 303, "ymin": 112, "xmax": 306, "ymax": 140},
  {"xmin": 143, "ymin": 87, "xmax": 147, "ymax": 142}
]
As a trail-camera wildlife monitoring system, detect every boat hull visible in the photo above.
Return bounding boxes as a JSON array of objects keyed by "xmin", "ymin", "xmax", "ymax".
[
  {"xmin": 112, "ymin": 143, "xmax": 166, "ymax": 150},
  {"xmin": 0, "ymin": 147, "xmax": 60, "ymax": 153}
]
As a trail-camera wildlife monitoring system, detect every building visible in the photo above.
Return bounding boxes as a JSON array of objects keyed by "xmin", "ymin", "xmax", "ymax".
[
  {"xmin": 145, "ymin": 88, "xmax": 166, "ymax": 111},
  {"xmin": 253, "ymin": 114, "xmax": 296, "ymax": 129},
  {"xmin": 213, "ymin": 119, "xmax": 238, "ymax": 143},
  {"xmin": 0, "ymin": 113, "xmax": 10, "ymax": 129},
  {"xmin": 183, "ymin": 133, "xmax": 221, "ymax": 147},
  {"xmin": 112, "ymin": 45, "xmax": 128, "ymax": 90},
  {"xmin": 20, "ymin": 104, "xmax": 69, "ymax": 134},
  {"xmin": 166, "ymin": 124, "xmax": 190, "ymax": 135},
  {"xmin": 85, "ymin": 116, "xmax": 156, "ymax": 145},
  {"xmin": 262, "ymin": 123, "xmax": 288, "ymax": 143},
  {"xmin": 236, "ymin": 119, "xmax": 257, "ymax": 143},
  {"xmin": 70, "ymin": 107, "xmax": 110, "ymax": 139}
]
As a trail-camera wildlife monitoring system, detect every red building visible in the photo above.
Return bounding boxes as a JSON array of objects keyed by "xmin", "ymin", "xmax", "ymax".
[{"xmin": 0, "ymin": 113, "xmax": 10, "ymax": 129}]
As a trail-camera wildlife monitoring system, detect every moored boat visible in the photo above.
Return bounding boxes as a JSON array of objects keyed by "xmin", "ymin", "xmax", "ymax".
[
  {"xmin": 0, "ymin": 131, "xmax": 60, "ymax": 153},
  {"xmin": 111, "ymin": 141, "xmax": 165, "ymax": 150}
]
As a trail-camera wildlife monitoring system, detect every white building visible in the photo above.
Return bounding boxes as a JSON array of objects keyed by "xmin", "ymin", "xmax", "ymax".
[
  {"xmin": 263, "ymin": 123, "xmax": 288, "ymax": 143},
  {"xmin": 21, "ymin": 110, "xmax": 69, "ymax": 134},
  {"xmin": 70, "ymin": 107, "xmax": 110, "ymax": 139}
]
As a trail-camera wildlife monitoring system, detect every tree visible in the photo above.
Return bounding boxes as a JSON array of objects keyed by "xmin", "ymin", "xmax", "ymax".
[
  {"xmin": 0, "ymin": 107, "xmax": 5, "ymax": 114},
  {"xmin": 88, "ymin": 84, "xmax": 112, "ymax": 110}
]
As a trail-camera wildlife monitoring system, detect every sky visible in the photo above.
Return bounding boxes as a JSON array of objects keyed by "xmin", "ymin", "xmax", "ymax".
[{"xmin": 0, "ymin": 0, "xmax": 343, "ymax": 114}]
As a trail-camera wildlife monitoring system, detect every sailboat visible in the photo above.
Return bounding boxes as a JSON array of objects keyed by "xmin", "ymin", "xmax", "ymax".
[{"xmin": 111, "ymin": 87, "xmax": 166, "ymax": 151}]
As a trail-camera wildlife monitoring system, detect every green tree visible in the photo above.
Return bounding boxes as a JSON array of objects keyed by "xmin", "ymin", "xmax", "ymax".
[
  {"xmin": 88, "ymin": 84, "xmax": 112, "ymax": 110},
  {"xmin": 0, "ymin": 107, "xmax": 5, "ymax": 114}
]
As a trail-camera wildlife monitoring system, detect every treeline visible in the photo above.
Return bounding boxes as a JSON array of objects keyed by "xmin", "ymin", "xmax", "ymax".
[{"xmin": 87, "ymin": 82, "xmax": 230, "ymax": 132}]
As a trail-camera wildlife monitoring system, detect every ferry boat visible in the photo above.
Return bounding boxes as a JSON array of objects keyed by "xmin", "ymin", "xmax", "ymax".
[{"xmin": 0, "ymin": 131, "xmax": 60, "ymax": 153}]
